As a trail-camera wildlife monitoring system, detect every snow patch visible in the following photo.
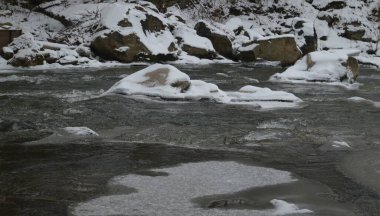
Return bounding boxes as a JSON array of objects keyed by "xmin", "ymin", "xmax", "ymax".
[
  {"xmin": 71, "ymin": 161, "xmax": 301, "ymax": 216},
  {"xmin": 63, "ymin": 127, "xmax": 99, "ymax": 136}
]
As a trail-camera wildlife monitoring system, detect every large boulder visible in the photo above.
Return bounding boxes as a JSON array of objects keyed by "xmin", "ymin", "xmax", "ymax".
[
  {"xmin": 194, "ymin": 21, "xmax": 234, "ymax": 60},
  {"xmin": 239, "ymin": 35, "xmax": 302, "ymax": 66},
  {"xmin": 173, "ymin": 25, "xmax": 217, "ymax": 59},
  {"xmin": 90, "ymin": 3, "xmax": 178, "ymax": 63}
]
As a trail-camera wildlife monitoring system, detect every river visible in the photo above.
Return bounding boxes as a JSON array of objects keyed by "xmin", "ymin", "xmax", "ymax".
[{"xmin": 0, "ymin": 64, "xmax": 379, "ymax": 216}]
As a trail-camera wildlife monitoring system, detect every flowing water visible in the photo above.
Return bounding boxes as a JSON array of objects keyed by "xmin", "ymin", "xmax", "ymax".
[{"xmin": 0, "ymin": 64, "xmax": 380, "ymax": 216}]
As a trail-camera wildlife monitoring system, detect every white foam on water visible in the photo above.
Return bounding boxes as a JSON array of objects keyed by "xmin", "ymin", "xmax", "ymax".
[{"xmin": 72, "ymin": 161, "xmax": 311, "ymax": 216}]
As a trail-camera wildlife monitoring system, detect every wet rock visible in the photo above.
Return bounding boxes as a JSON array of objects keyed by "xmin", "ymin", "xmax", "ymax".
[
  {"xmin": 194, "ymin": 21, "xmax": 234, "ymax": 60},
  {"xmin": 239, "ymin": 35, "xmax": 302, "ymax": 66},
  {"xmin": 346, "ymin": 57, "xmax": 359, "ymax": 81},
  {"xmin": 208, "ymin": 198, "xmax": 247, "ymax": 208}
]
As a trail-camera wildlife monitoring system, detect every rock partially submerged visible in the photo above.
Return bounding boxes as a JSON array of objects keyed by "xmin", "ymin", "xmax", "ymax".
[
  {"xmin": 106, "ymin": 64, "xmax": 302, "ymax": 109},
  {"xmin": 270, "ymin": 49, "xmax": 360, "ymax": 87}
]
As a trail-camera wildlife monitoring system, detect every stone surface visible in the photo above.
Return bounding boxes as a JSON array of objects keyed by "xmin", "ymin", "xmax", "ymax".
[{"xmin": 194, "ymin": 21, "xmax": 234, "ymax": 60}]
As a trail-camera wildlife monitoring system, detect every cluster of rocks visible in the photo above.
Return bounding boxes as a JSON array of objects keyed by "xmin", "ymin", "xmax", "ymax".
[
  {"xmin": 88, "ymin": 2, "xmax": 315, "ymax": 66},
  {"xmin": 1, "ymin": 33, "xmax": 92, "ymax": 67}
]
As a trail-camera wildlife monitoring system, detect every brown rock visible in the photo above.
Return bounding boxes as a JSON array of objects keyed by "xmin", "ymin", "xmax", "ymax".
[
  {"xmin": 141, "ymin": 14, "xmax": 165, "ymax": 34},
  {"xmin": 181, "ymin": 44, "xmax": 217, "ymax": 59},
  {"xmin": 8, "ymin": 52, "xmax": 44, "ymax": 67},
  {"xmin": 239, "ymin": 36, "xmax": 302, "ymax": 66},
  {"xmin": 91, "ymin": 31, "xmax": 151, "ymax": 63},
  {"xmin": 346, "ymin": 56, "xmax": 359, "ymax": 80},
  {"xmin": 194, "ymin": 21, "xmax": 234, "ymax": 60},
  {"xmin": 139, "ymin": 67, "xmax": 191, "ymax": 92}
]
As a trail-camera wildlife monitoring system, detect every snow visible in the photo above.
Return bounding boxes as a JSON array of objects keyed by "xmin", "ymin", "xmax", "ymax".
[
  {"xmin": 173, "ymin": 24, "xmax": 215, "ymax": 51},
  {"xmin": 106, "ymin": 64, "xmax": 302, "ymax": 109},
  {"xmin": 95, "ymin": 3, "xmax": 176, "ymax": 55},
  {"xmin": 257, "ymin": 34, "xmax": 295, "ymax": 41},
  {"xmin": 271, "ymin": 199, "xmax": 313, "ymax": 215},
  {"xmin": 347, "ymin": 97, "xmax": 380, "ymax": 108},
  {"xmin": 332, "ymin": 141, "xmax": 351, "ymax": 148},
  {"xmin": 63, "ymin": 127, "xmax": 99, "ymax": 136},
  {"xmin": 71, "ymin": 161, "xmax": 309, "ymax": 216},
  {"xmin": 270, "ymin": 50, "xmax": 359, "ymax": 88}
]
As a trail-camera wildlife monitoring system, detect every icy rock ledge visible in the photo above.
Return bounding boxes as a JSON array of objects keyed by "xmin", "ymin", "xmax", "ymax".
[
  {"xmin": 270, "ymin": 49, "xmax": 360, "ymax": 88},
  {"xmin": 105, "ymin": 64, "xmax": 302, "ymax": 109}
]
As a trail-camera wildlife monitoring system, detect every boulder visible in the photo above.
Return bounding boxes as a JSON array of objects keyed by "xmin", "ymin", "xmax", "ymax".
[
  {"xmin": 346, "ymin": 56, "xmax": 359, "ymax": 81},
  {"xmin": 90, "ymin": 3, "xmax": 178, "ymax": 63},
  {"xmin": 292, "ymin": 19, "xmax": 317, "ymax": 55},
  {"xmin": 194, "ymin": 21, "xmax": 234, "ymax": 60},
  {"xmin": 1, "ymin": 47, "xmax": 14, "ymax": 60},
  {"xmin": 8, "ymin": 49, "xmax": 44, "ymax": 67},
  {"xmin": 173, "ymin": 25, "xmax": 217, "ymax": 59},
  {"xmin": 239, "ymin": 35, "xmax": 302, "ymax": 66},
  {"xmin": 342, "ymin": 28, "xmax": 366, "ymax": 41}
]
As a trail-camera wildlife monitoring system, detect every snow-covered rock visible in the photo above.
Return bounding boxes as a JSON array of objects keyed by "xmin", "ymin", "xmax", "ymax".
[
  {"xmin": 292, "ymin": 18, "xmax": 317, "ymax": 55},
  {"xmin": 173, "ymin": 24, "xmax": 217, "ymax": 59},
  {"xmin": 106, "ymin": 64, "xmax": 302, "ymax": 109},
  {"xmin": 90, "ymin": 3, "xmax": 177, "ymax": 63},
  {"xmin": 270, "ymin": 49, "xmax": 360, "ymax": 86},
  {"xmin": 194, "ymin": 21, "xmax": 234, "ymax": 60},
  {"xmin": 239, "ymin": 34, "xmax": 302, "ymax": 66}
]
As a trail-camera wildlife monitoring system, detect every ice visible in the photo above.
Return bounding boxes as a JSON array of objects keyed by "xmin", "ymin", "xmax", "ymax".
[
  {"xmin": 106, "ymin": 64, "xmax": 302, "ymax": 109},
  {"xmin": 271, "ymin": 199, "xmax": 313, "ymax": 215},
  {"xmin": 71, "ymin": 161, "xmax": 308, "ymax": 216},
  {"xmin": 332, "ymin": 141, "xmax": 351, "ymax": 148},
  {"xmin": 63, "ymin": 127, "xmax": 99, "ymax": 136},
  {"xmin": 347, "ymin": 97, "xmax": 380, "ymax": 108}
]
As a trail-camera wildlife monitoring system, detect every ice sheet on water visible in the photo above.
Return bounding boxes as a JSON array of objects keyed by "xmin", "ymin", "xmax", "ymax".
[{"xmin": 71, "ymin": 161, "xmax": 313, "ymax": 216}]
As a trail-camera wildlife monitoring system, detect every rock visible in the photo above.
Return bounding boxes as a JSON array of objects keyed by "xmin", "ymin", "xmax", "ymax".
[
  {"xmin": 1, "ymin": 47, "xmax": 14, "ymax": 60},
  {"xmin": 181, "ymin": 44, "xmax": 217, "ymax": 59},
  {"xmin": 312, "ymin": 0, "xmax": 346, "ymax": 10},
  {"xmin": 208, "ymin": 199, "xmax": 247, "ymax": 208},
  {"xmin": 292, "ymin": 19, "xmax": 317, "ymax": 55},
  {"xmin": 141, "ymin": 14, "xmax": 165, "ymax": 33},
  {"xmin": 342, "ymin": 29, "xmax": 366, "ymax": 41},
  {"xmin": 8, "ymin": 49, "xmax": 44, "ymax": 67},
  {"xmin": 58, "ymin": 55, "xmax": 78, "ymax": 65},
  {"xmin": 194, "ymin": 21, "xmax": 234, "ymax": 60},
  {"xmin": 346, "ymin": 56, "xmax": 359, "ymax": 81},
  {"xmin": 173, "ymin": 25, "xmax": 217, "ymax": 59},
  {"xmin": 41, "ymin": 50, "xmax": 59, "ymax": 64},
  {"xmin": 90, "ymin": 3, "xmax": 177, "ymax": 63},
  {"xmin": 76, "ymin": 45, "xmax": 91, "ymax": 57},
  {"xmin": 239, "ymin": 35, "xmax": 302, "ymax": 66}
]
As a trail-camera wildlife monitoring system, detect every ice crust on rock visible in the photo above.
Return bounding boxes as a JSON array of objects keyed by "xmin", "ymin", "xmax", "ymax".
[
  {"xmin": 106, "ymin": 64, "xmax": 302, "ymax": 109},
  {"xmin": 71, "ymin": 161, "xmax": 312, "ymax": 216}
]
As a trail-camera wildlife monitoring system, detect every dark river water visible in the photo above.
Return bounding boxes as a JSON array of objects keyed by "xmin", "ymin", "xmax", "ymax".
[{"xmin": 0, "ymin": 64, "xmax": 380, "ymax": 216}]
